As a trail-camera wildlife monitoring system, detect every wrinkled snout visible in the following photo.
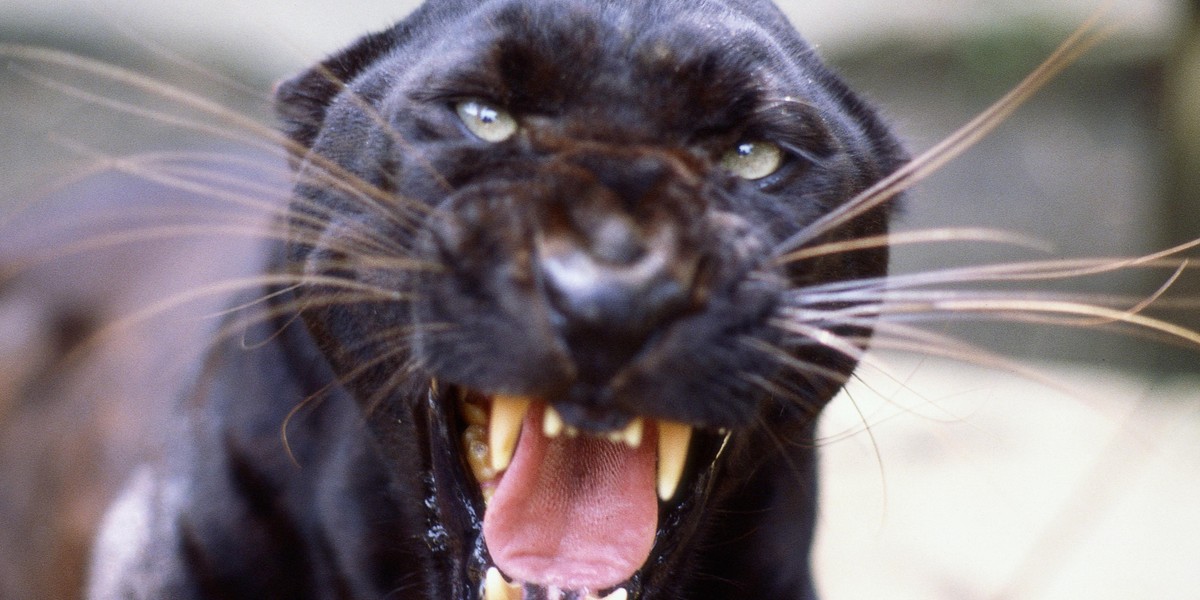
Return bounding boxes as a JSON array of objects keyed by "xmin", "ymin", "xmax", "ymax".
[{"xmin": 537, "ymin": 152, "xmax": 704, "ymax": 346}]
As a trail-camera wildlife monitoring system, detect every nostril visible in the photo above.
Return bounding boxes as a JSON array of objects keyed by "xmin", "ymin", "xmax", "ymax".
[
  {"xmin": 538, "ymin": 150, "xmax": 706, "ymax": 358},
  {"xmin": 540, "ymin": 237, "xmax": 693, "ymax": 339}
]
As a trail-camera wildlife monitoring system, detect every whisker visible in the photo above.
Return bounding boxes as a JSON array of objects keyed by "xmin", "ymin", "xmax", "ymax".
[
  {"xmin": 208, "ymin": 294, "xmax": 447, "ymax": 365},
  {"xmin": 1, "ymin": 45, "xmax": 432, "ymax": 232},
  {"xmin": 217, "ymin": 291, "xmax": 427, "ymax": 332},
  {"xmin": 793, "ymin": 252, "xmax": 1196, "ymax": 299},
  {"xmin": 0, "ymin": 45, "xmax": 279, "ymax": 141},
  {"xmin": 742, "ymin": 335, "xmax": 864, "ymax": 391},
  {"xmin": 361, "ymin": 356, "xmax": 428, "ymax": 420},
  {"xmin": 1060, "ymin": 260, "xmax": 1188, "ymax": 329},
  {"xmin": 6, "ymin": 62, "xmax": 283, "ymax": 154},
  {"xmin": 824, "ymin": 355, "xmax": 971, "ymax": 439},
  {"xmin": 93, "ymin": 11, "xmax": 270, "ymax": 100},
  {"xmin": 288, "ymin": 61, "xmax": 453, "ymax": 217},
  {"xmin": 205, "ymin": 284, "xmax": 305, "ymax": 322},
  {"xmin": 773, "ymin": 12, "xmax": 1114, "ymax": 257},
  {"xmin": 288, "ymin": 158, "xmax": 432, "ymax": 237},
  {"xmin": 67, "ymin": 272, "xmax": 404, "ymax": 353},
  {"xmin": 280, "ymin": 324, "xmax": 429, "ymax": 465},
  {"xmin": 47, "ymin": 139, "xmax": 412, "ymax": 255},
  {"xmin": 304, "ymin": 62, "xmax": 454, "ymax": 195},
  {"xmin": 3, "ymin": 225, "xmax": 284, "ymax": 279},
  {"xmin": 140, "ymin": 153, "xmax": 293, "ymax": 196},
  {"xmin": 835, "ymin": 296, "xmax": 1200, "ymax": 347},
  {"xmin": 741, "ymin": 334, "xmax": 893, "ymax": 517},
  {"xmin": 768, "ymin": 319, "xmax": 869, "ymax": 365},
  {"xmin": 775, "ymin": 227, "xmax": 1054, "ymax": 265}
]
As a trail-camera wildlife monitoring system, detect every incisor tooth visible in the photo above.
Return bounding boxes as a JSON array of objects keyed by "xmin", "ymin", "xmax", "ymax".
[
  {"xmin": 656, "ymin": 421, "xmax": 692, "ymax": 501},
  {"xmin": 484, "ymin": 567, "xmax": 519, "ymax": 600},
  {"xmin": 489, "ymin": 396, "xmax": 531, "ymax": 472},
  {"xmin": 462, "ymin": 425, "xmax": 495, "ymax": 483},
  {"xmin": 543, "ymin": 405, "xmax": 564, "ymax": 438},
  {"xmin": 621, "ymin": 418, "xmax": 644, "ymax": 449}
]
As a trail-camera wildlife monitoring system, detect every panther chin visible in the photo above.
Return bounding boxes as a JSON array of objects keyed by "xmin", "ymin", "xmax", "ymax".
[{"xmin": 439, "ymin": 387, "xmax": 729, "ymax": 600}]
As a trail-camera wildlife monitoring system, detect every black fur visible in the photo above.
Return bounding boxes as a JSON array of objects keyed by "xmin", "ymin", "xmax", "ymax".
[{"xmin": 88, "ymin": 1, "xmax": 906, "ymax": 598}]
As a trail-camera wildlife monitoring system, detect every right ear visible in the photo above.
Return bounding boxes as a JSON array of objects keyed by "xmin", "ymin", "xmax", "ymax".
[{"xmin": 273, "ymin": 28, "xmax": 399, "ymax": 166}]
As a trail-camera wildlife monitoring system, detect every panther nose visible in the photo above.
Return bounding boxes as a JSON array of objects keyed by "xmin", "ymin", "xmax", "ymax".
[{"xmin": 539, "ymin": 214, "xmax": 695, "ymax": 340}]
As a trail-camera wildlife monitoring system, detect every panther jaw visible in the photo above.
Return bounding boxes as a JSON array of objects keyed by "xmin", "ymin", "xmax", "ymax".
[
  {"xmin": 485, "ymin": 567, "xmax": 628, "ymax": 600},
  {"xmin": 477, "ymin": 395, "xmax": 694, "ymax": 503},
  {"xmin": 451, "ymin": 389, "xmax": 711, "ymax": 600}
]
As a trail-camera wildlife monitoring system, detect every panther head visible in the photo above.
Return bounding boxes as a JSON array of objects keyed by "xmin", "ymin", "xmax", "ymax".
[{"xmin": 275, "ymin": 0, "xmax": 905, "ymax": 597}]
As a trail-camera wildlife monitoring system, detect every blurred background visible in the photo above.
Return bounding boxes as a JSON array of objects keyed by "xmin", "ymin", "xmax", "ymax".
[
  {"xmin": 3, "ymin": 0, "xmax": 1197, "ymax": 369},
  {"xmin": 1, "ymin": 0, "xmax": 1198, "ymax": 598}
]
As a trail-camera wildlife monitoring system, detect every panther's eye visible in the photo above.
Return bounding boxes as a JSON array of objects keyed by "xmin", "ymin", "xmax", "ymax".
[
  {"xmin": 455, "ymin": 99, "xmax": 518, "ymax": 143},
  {"xmin": 720, "ymin": 141, "xmax": 783, "ymax": 180}
]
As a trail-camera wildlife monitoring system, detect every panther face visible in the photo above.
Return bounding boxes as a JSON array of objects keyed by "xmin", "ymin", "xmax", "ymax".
[{"xmin": 276, "ymin": 0, "xmax": 904, "ymax": 597}]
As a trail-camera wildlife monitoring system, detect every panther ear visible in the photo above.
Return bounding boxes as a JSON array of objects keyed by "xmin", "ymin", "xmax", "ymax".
[
  {"xmin": 274, "ymin": 29, "xmax": 398, "ymax": 164},
  {"xmin": 274, "ymin": 1, "xmax": 483, "ymax": 166}
]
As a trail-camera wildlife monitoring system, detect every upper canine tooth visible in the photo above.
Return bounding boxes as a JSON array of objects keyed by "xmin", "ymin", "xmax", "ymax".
[
  {"xmin": 543, "ymin": 406, "xmax": 565, "ymax": 439},
  {"xmin": 621, "ymin": 418, "xmax": 644, "ymax": 449},
  {"xmin": 489, "ymin": 396, "xmax": 531, "ymax": 472},
  {"xmin": 656, "ymin": 421, "xmax": 692, "ymax": 501},
  {"xmin": 484, "ymin": 567, "xmax": 519, "ymax": 600}
]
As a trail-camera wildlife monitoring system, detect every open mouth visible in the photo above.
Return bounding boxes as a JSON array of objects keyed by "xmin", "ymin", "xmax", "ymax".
[{"xmin": 448, "ymin": 388, "xmax": 722, "ymax": 600}]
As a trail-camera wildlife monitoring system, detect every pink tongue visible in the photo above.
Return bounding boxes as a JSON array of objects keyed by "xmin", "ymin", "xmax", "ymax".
[{"xmin": 482, "ymin": 408, "xmax": 657, "ymax": 591}]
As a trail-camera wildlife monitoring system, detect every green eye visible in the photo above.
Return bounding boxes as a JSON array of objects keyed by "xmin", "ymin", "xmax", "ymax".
[
  {"xmin": 455, "ymin": 99, "xmax": 518, "ymax": 143},
  {"xmin": 720, "ymin": 141, "xmax": 784, "ymax": 180}
]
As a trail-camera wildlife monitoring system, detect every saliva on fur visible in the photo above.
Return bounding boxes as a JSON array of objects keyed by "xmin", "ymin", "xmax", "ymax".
[{"xmin": 0, "ymin": 1, "xmax": 1197, "ymax": 600}]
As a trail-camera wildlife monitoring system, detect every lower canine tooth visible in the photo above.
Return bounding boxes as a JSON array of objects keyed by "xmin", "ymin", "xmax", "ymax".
[
  {"xmin": 586, "ymin": 589, "xmax": 629, "ymax": 600},
  {"xmin": 489, "ymin": 396, "xmax": 531, "ymax": 472},
  {"xmin": 484, "ymin": 567, "xmax": 519, "ymax": 600},
  {"xmin": 657, "ymin": 421, "xmax": 692, "ymax": 501},
  {"xmin": 543, "ymin": 406, "xmax": 564, "ymax": 438},
  {"xmin": 621, "ymin": 418, "xmax": 644, "ymax": 449}
]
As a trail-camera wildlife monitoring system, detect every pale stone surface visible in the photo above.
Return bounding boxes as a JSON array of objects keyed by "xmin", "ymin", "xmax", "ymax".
[{"xmin": 816, "ymin": 353, "xmax": 1200, "ymax": 600}]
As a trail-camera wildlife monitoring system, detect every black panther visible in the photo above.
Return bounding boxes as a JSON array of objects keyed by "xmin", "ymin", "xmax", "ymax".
[{"xmin": 86, "ymin": 1, "xmax": 906, "ymax": 598}]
